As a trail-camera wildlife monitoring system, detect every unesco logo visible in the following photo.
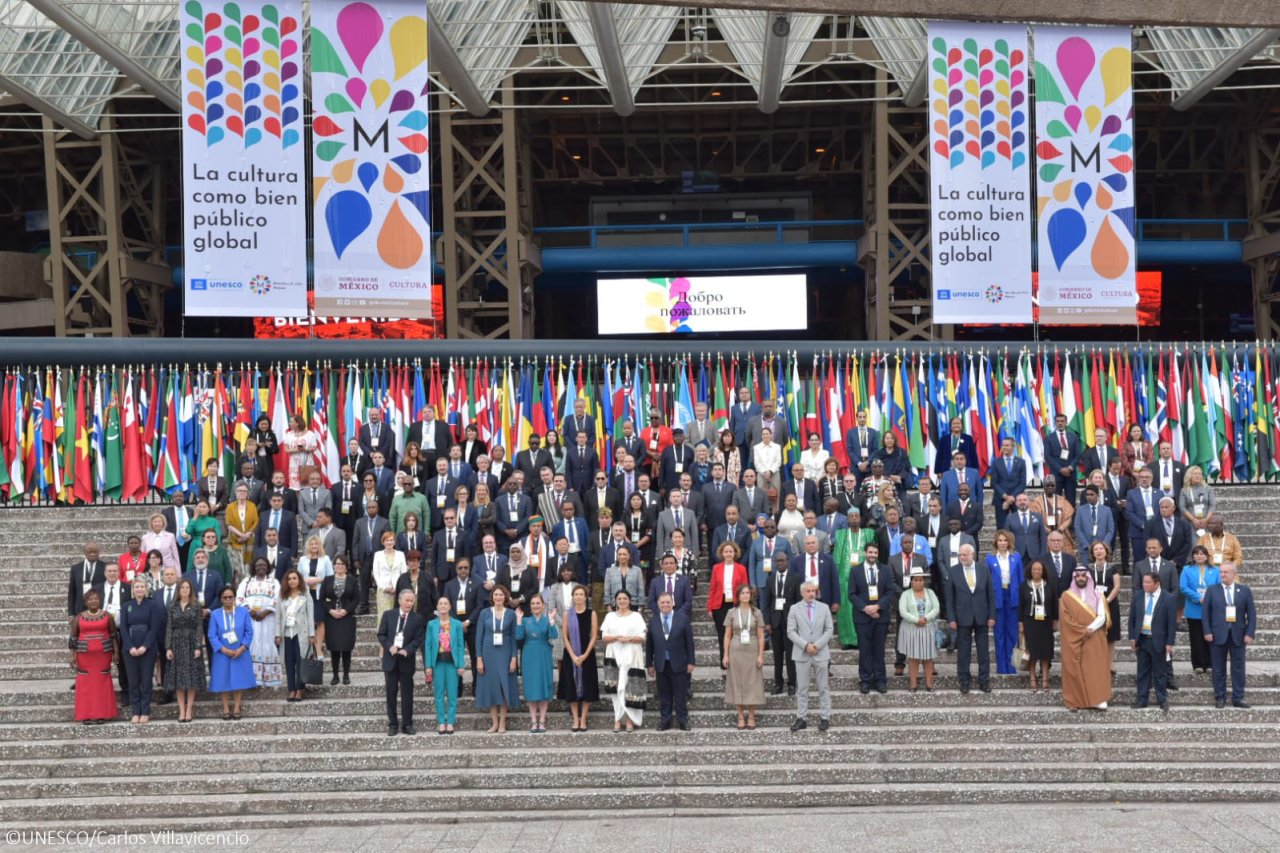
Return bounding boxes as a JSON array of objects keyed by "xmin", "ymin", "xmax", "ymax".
[
  {"xmin": 190, "ymin": 278, "xmax": 208, "ymax": 291},
  {"xmin": 937, "ymin": 289, "xmax": 951, "ymax": 300},
  {"xmin": 984, "ymin": 285, "xmax": 1005, "ymax": 304}
]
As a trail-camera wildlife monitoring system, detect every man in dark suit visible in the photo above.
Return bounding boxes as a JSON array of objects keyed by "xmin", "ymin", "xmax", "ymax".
[
  {"xmin": 429, "ymin": 509, "xmax": 470, "ymax": 586},
  {"xmin": 351, "ymin": 501, "xmax": 391, "ymax": 614},
  {"xmin": 468, "ymin": 456, "xmax": 500, "ymax": 503},
  {"xmin": 366, "ymin": 452, "xmax": 396, "ymax": 497},
  {"xmin": 844, "ymin": 410, "xmax": 879, "ymax": 486},
  {"xmin": 904, "ymin": 479, "xmax": 936, "ymax": 530},
  {"xmin": 443, "ymin": 560, "xmax": 485, "ymax": 695},
  {"xmin": 731, "ymin": 469, "xmax": 768, "ymax": 531},
  {"xmin": 583, "ymin": 470, "xmax": 622, "ymax": 522},
  {"xmin": 710, "ymin": 505, "xmax": 752, "ymax": 560},
  {"xmin": 647, "ymin": 554, "xmax": 693, "ymax": 618},
  {"xmin": 258, "ymin": 471, "xmax": 298, "ymax": 514},
  {"xmin": 1079, "ymin": 428, "xmax": 1118, "ymax": 485},
  {"xmin": 67, "ymin": 542, "xmax": 107, "ymax": 616},
  {"xmin": 342, "ymin": 438, "xmax": 370, "ymax": 482},
  {"xmin": 1007, "ymin": 495, "xmax": 1046, "ymax": 562},
  {"xmin": 598, "ymin": 522, "xmax": 641, "ymax": 582},
  {"xmin": 672, "ymin": 473, "xmax": 705, "ymax": 530},
  {"xmin": 848, "ymin": 547, "xmax": 895, "ymax": 694},
  {"xmin": 1129, "ymin": 571, "xmax": 1178, "ymax": 711},
  {"xmin": 1043, "ymin": 414, "xmax": 1083, "ymax": 504},
  {"xmin": 514, "ymin": 434, "xmax": 553, "ymax": 488},
  {"xmin": 407, "ymin": 405, "xmax": 452, "ymax": 470},
  {"xmin": 760, "ymin": 551, "xmax": 802, "ymax": 695},
  {"xmin": 1131, "ymin": 535, "xmax": 1181, "ymax": 692},
  {"xmin": 1125, "ymin": 468, "xmax": 1159, "ymax": 568},
  {"xmin": 1144, "ymin": 497, "xmax": 1193, "ymax": 566},
  {"xmin": 162, "ymin": 492, "xmax": 194, "ymax": 569},
  {"xmin": 1203, "ymin": 563, "xmax": 1256, "ymax": 709},
  {"xmin": 487, "ymin": 447, "xmax": 514, "ymax": 490},
  {"xmin": 613, "ymin": 420, "xmax": 643, "ymax": 470},
  {"xmin": 745, "ymin": 398, "xmax": 789, "ymax": 452},
  {"xmin": 330, "ymin": 465, "xmax": 361, "ymax": 541},
  {"xmin": 424, "ymin": 458, "xmax": 461, "ymax": 532},
  {"xmin": 873, "ymin": 506, "xmax": 904, "ymax": 561},
  {"xmin": 944, "ymin": 483, "xmax": 983, "ymax": 539},
  {"xmin": 151, "ymin": 567, "xmax": 181, "ymax": 704},
  {"xmin": 233, "ymin": 460, "xmax": 266, "ymax": 507},
  {"xmin": 495, "ymin": 477, "xmax": 533, "ymax": 550},
  {"xmin": 253, "ymin": 527, "xmax": 294, "ymax": 580},
  {"xmin": 1101, "ymin": 458, "xmax": 1132, "ymax": 569},
  {"xmin": 646, "ymin": 593, "xmax": 696, "ymax": 731},
  {"xmin": 988, "ymin": 438, "xmax": 1026, "ymax": 530},
  {"xmin": 701, "ymin": 463, "xmax": 736, "ymax": 532},
  {"xmin": 1153, "ymin": 442, "xmax": 1186, "ymax": 498},
  {"xmin": 378, "ymin": 589, "xmax": 427, "ymax": 735},
  {"xmin": 658, "ymin": 429, "xmax": 695, "ymax": 494},
  {"xmin": 256, "ymin": 492, "xmax": 298, "ymax": 553},
  {"xmin": 728, "ymin": 388, "xmax": 760, "ymax": 452},
  {"xmin": 565, "ymin": 429, "xmax": 599, "ymax": 495},
  {"xmin": 183, "ymin": 549, "xmax": 224, "ymax": 611},
  {"xmin": 1038, "ymin": 530, "xmax": 1078, "ymax": 592},
  {"xmin": 947, "ymin": 543, "xmax": 996, "ymax": 694},
  {"xmin": 359, "ymin": 408, "xmax": 397, "ymax": 469},
  {"xmin": 780, "ymin": 463, "xmax": 819, "ymax": 514},
  {"xmin": 791, "ymin": 536, "xmax": 838, "ymax": 608},
  {"xmin": 564, "ymin": 397, "xmax": 597, "ymax": 445}
]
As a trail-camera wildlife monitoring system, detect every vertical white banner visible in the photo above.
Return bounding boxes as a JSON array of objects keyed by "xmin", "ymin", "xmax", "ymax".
[
  {"xmin": 310, "ymin": 0, "xmax": 434, "ymax": 318},
  {"xmin": 928, "ymin": 22, "xmax": 1033, "ymax": 324},
  {"xmin": 1034, "ymin": 26, "xmax": 1136, "ymax": 324},
  {"xmin": 180, "ymin": 0, "xmax": 307, "ymax": 317}
]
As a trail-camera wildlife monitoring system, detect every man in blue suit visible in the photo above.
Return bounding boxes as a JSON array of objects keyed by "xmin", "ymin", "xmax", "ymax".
[
  {"xmin": 646, "ymin": 592, "xmax": 695, "ymax": 731},
  {"xmin": 938, "ymin": 450, "xmax": 982, "ymax": 511},
  {"xmin": 728, "ymin": 387, "xmax": 760, "ymax": 450},
  {"xmin": 1203, "ymin": 563, "xmax": 1257, "ymax": 709},
  {"xmin": 1129, "ymin": 571, "xmax": 1178, "ymax": 711},
  {"xmin": 747, "ymin": 518, "xmax": 793, "ymax": 590},
  {"xmin": 790, "ymin": 535, "xmax": 838, "ymax": 608},
  {"xmin": 988, "ymin": 437, "xmax": 1026, "ymax": 530},
  {"xmin": 1073, "ymin": 486, "xmax": 1115, "ymax": 563},
  {"xmin": 947, "ymin": 543, "xmax": 996, "ymax": 694},
  {"xmin": 843, "ymin": 410, "xmax": 879, "ymax": 486},
  {"xmin": 1124, "ymin": 468, "xmax": 1159, "ymax": 565},
  {"xmin": 710, "ymin": 504, "xmax": 753, "ymax": 562},
  {"xmin": 848, "ymin": 546, "xmax": 895, "ymax": 694},
  {"xmin": 1007, "ymin": 494, "xmax": 1046, "ymax": 562},
  {"xmin": 646, "ymin": 554, "xmax": 693, "ymax": 618},
  {"xmin": 552, "ymin": 510, "xmax": 590, "ymax": 574},
  {"xmin": 815, "ymin": 498, "xmax": 848, "ymax": 546},
  {"xmin": 564, "ymin": 429, "xmax": 599, "ymax": 496},
  {"xmin": 1043, "ymin": 413, "xmax": 1083, "ymax": 504}
]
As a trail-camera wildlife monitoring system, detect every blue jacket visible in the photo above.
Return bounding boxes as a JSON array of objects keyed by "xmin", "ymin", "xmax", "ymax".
[
  {"xmin": 747, "ymin": 535, "xmax": 793, "ymax": 589},
  {"xmin": 1072, "ymin": 500, "xmax": 1116, "ymax": 562},
  {"xmin": 1203, "ymin": 583, "xmax": 1257, "ymax": 646},
  {"xmin": 984, "ymin": 552, "xmax": 1024, "ymax": 611},
  {"xmin": 646, "ymin": 573, "xmax": 693, "ymax": 618},
  {"xmin": 938, "ymin": 466, "xmax": 983, "ymax": 511},
  {"xmin": 646, "ymin": 611, "xmax": 695, "ymax": 672},
  {"xmin": 988, "ymin": 455, "xmax": 1026, "ymax": 503},
  {"xmin": 1128, "ymin": 588, "xmax": 1178, "ymax": 650},
  {"xmin": 1179, "ymin": 564, "xmax": 1221, "ymax": 622},
  {"xmin": 423, "ymin": 617, "xmax": 466, "ymax": 670},
  {"xmin": 789, "ymin": 552, "xmax": 838, "ymax": 607},
  {"xmin": 118, "ymin": 595, "xmax": 166, "ymax": 653}
]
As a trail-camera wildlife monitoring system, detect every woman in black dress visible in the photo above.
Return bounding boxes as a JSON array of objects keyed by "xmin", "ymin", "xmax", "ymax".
[
  {"xmin": 395, "ymin": 551, "xmax": 438, "ymax": 618},
  {"xmin": 321, "ymin": 555, "xmax": 359, "ymax": 684},
  {"xmin": 251, "ymin": 416, "xmax": 279, "ymax": 482},
  {"xmin": 1018, "ymin": 559, "xmax": 1058, "ymax": 693},
  {"xmin": 557, "ymin": 583, "xmax": 599, "ymax": 732},
  {"xmin": 164, "ymin": 578, "xmax": 206, "ymax": 722},
  {"xmin": 394, "ymin": 511, "xmax": 427, "ymax": 555},
  {"xmin": 624, "ymin": 492, "xmax": 655, "ymax": 576},
  {"xmin": 1086, "ymin": 540, "xmax": 1122, "ymax": 672}
]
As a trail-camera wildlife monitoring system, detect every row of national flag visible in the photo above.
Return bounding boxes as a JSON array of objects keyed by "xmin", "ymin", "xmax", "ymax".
[{"xmin": 2, "ymin": 345, "xmax": 1279, "ymax": 503}]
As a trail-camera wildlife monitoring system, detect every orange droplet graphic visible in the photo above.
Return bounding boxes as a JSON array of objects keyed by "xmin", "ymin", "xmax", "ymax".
[
  {"xmin": 1091, "ymin": 217, "xmax": 1129, "ymax": 280},
  {"xmin": 383, "ymin": 164, "xmax": 404, "ymax": 193},
  {"xmin": 377, "ymin": 200, "xmax": 424, "ymax": 270}
]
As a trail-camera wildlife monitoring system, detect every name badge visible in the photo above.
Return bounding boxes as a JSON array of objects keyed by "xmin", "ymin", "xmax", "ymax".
[
  {"xmin": 1002, "ymin": 578, "xmax": 1010, "ymax": 589},
  {"xmin": 927, "ymin": 536, "xmax": 937, "ymax": 549},
  {"xmin": 1046, "ymin": 516, "xmax": 1056, "ymax": 527},
  {"xmin": 774, "ymin": 597, "xmax": 784, "ymax": 611},
  {"xmin": 1034, "ymin": 604, "xmax": 1046, "ymax": 621},
  {"xmin": 1146, "ymin": 507, "xmax": 1155, "ymax": 519},
  {"xmin": 222, "ymin": 630, "xmax": 238, "ymax": 645},
  {"xmin": 82, "ymin": 582, "xmax": 93, "ymax": 595},
  {"xmin": 1226, "ymin": 605, "xmax": 1237, "ymax": 623},
  {"xmin": 341, "ymin": 500, "xmax": 352, "ymax": 513},
  {"xmin": 1194, "ymin": 504, "xmax": 1205, "ymax": 518},
  {"xmin": 569, "ymin": 542, "xmax": 580, "ymax": 553},
  {"xmin": 508, "ymin": 510, "xmax": 519, "ymax": 523},
  {"xmin": 1213, "ymin": 553, "xmax": 1223, "ymax": 565},
  {"xmin": 393, "ymin": 631, "xmax": 404, "ymax": 647},
  {"xmin": 286, "ymin": 615, "xmax": 296, "ymax": 628},
  {"xmin": 674, "ymin": 462, "xmax": 683, "ymax": 474},
  {"xmin": 1133, "ymin": 460, "xmax": 1144, "ymax": 470},
  {"xmin": 494, "ymin": 631, "xmax": 504, "ymax": 646},
  {"xmin": 649, "ymin": 438, "xmax": 659, "ymax": 450},
  {"xmin": 446, "ymin": 548, "xmax": 455, "ymax": 562},
  {"xmin": 1059, "ymin": 448, "xmax": 1069, "ymax": 460},
  {"xmin": 724, "ymin": 588, "xmax": 734, "ymax": 604},
  {"xmin": 795, "ymin": 497, "xmax": 804, "ymax": 510},
  {"xmin": 762, "ymin": 557, "xmax": 772, "ymax": 574},
  {"xmin": 850, "ymin": 552, "xmax": 862, "ymax": 567},
  {"xmin": 511, "ymin": 579, "xmax": 521, "ymax": 593},
  {"xmin": 739, "ymin": 629, "xmax": 751, "ymax": 645},
  {"xmin": 529, "ymin": 555, "xmax": 541, "ymax": 568},
  {"xmin": 860, "ymin": 447, "xmax": 869, "ymax": 459},
  {"xmin": 1142, "ymin": 613, "xmax": 1153, "ymax": 632},
  {"xmin": 436, "ymin": 495, "xmax": 446, "ymax": 508},
  {"xmin": 456, "ymin": 598, "xmax": 467, "ymax": 616},
  {"xmin": 1160, "ymin": 479, "xmax": 1172, "ymax": 492},
  {"xmin": 198, "ymin": 591, "xmax": 206, "ymax": 605},
  {"xmin": 1097, "ymin": 585, "xmax": 1107, "ymax": 596},
  {"xmin": 868, "ymin": 586, "xmax": 879, "ymax": 602}
]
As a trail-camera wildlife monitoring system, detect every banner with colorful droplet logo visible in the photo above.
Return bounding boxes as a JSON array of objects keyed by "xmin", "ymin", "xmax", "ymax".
[
  {"xmin": 1033, "ymin": 26, "xmax": 1136, "ymax": 325},
  {"xmin": 927, "ymin": 21, "xmax": 1033, "ymax": 325},
  {"xmin": 179, "ymin": 0, "xmax": 308, "ymax": 317},
  {"xmin": 310, "ymin": 0, "xmax": 433, "ymax": 319}
]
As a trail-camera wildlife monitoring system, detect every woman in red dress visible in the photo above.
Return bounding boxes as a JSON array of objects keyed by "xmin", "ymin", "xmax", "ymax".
[{"xmin": 70, "ymin": 588, "xmax": 119, "ymax": 724}]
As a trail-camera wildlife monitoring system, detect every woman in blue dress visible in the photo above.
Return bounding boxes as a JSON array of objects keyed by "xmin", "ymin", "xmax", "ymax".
[
  {"xmin": 207, "ymin": 585, "xmax": 256, "ymax": 719},
  {"xmin": 423, "ymin": 596, "xmax": 465, "ymax": 735},
  {"xmin": 475, "ymin": 585, "xmax": 519, "ymax": 734},
  {"xmin": 517, "ymin": 592, "xmax": 559, "ymax": 733}
]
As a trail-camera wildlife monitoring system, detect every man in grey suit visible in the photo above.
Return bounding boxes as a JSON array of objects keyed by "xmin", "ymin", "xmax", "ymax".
[
  {"xmin": 745, "ymin": 398, "xmax": 790, "ymax": 451},
  {"xmin": 314, "ymin": 509, "xmax": 346, "ymax": 562},
  {"xmin": 732, "ymin": 469, "xmax": 768, "ymax": 531},
  {"xmin": 933, "ymin": 517, "xmax": 976, "ymax": 653},
  {"xmin": 297, "ymin": 470, "xmax": 333, "ymax": 536},
  {"xmin": 947, "ymin": 543, "xmax": 996, "ymax": 694},
  {"xmin": 351, "ymin": 502, "xmax": 391, "ymax": 614},
  {"xmin": 655, "ymin": 490, "xmax": 699, "ymax": 554},
  {"xmin": 683, "ymin": 401, "xmax": 716, "ymax": 448},
  {"xmin": 702, "ymin": 462, "xmax": 736, "ymax": 533},
  {"xmin": 787, "ymin": 582, "xmax": 834, "ymax": 731}
]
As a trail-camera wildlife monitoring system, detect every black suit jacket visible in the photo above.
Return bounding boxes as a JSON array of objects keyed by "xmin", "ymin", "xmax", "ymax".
[
  {"xmin": 252, "ymin": 545, "xmax": 294, "ymax": 581},
  {"xmin": 1128, "ymin": 588, "xmax": 1178, "ymax": 649},
  {"xmin": 359, "ymin": 422, "xmax": 397, "ymax": 468},
  {"xmin": 407, "ymin": 420, "xmax": 452, "ymax": 465},
  {"xmin": 1144, "ymin": 515, "xmax": 1194, "ymax": 566},
  {"xmin": 258, "ymin": 487, "xmax": 298, "ymax": 515},
  {"xmin": 256, "ymin": 508, "xmax": 298, "ymax": 553},
  {"xmin": 442, "ymin": 576, "xmax": 486, "ymax": 623},
  {"xmin": 646, "ymin": 611, "xmax": 694, "ymax": 672},
  {"xmin": 321, "ymin": 573, "xmax": 360, "ymax": 617},
  {"xmin": 67, "ymin": 560, "xmax": 107, "ymax": 615},
  {"xmin": 1038, "ymin": 550, "xmax": 1078, "ymax": 592},
  {"xmin": 944, "ymin": 499, "xmax": 984, "ymax": 538},
  {"xmin": 377, "ymin": 608, "xmax": 426, "ymax": 672},
  {"xmin": 848, "ymin": 562, "xmax": 896, "ymax": 625},
  {"xmin": 515, "ymin": 448, "xmax": 553, "ymax": 486},
  {"xmin": 759, "ymin": 569, "xmax": 803, "ymax": 625},
  {"xmin": 1079, "ymin": 446, "xmax": 1118, "ymax": 479},
  {"xmin": 565, "ymin": 445, "xmax": 600, "ymax": 494},
  {"xmin": 429, "ymin": 527, "xmax": 472, "ymax": 585}
]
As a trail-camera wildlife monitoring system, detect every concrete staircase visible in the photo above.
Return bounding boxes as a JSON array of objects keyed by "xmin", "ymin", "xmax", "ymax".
[{"xmin": 2, "ymin": 489, "xmax": 1279, "ymax": 828}]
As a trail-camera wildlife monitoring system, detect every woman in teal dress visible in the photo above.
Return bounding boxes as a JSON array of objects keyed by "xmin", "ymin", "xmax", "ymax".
[
  {"xmin": 187, "ymin": 528, "xmax": 233, "ymax": 584},
  {"xmin": 423, "ymin": 596, "xmax": 465, "ymax": 735},
  {"xmin": 516, "ymin": 593, "xmax": 559, "ymax": 733},
  {"xmin": 475, "ymin": 585, "xmax": 519, "ymax": 734},
  {"xmin": 831, "ymin": 508, "xmax": 876, "ymax": 648},
  {"xmin": 183, "ymin": 499, "xmax": 221, "ymax": 550}
]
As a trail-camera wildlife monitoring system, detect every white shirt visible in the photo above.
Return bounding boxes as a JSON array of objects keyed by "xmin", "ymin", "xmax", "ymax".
[
  {"xmin": 752, "ymin": 442, "xmax": 782, "ymax": 476},
  {"xmin": 102, "ymin": 582, "xmax": 123, "ymax": 617}
]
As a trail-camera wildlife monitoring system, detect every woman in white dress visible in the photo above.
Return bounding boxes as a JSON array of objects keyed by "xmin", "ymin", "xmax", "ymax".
[
  {"xmin": 371, "ymin": 530, "xmax": 407, "ymax": 620},
  {"xmin": 600, "ymin": 590, "xmax": 647, "ymax": 732},
  {"xmin": 282, "ymin": 414, "xmax": 318, "ymax": 490},
  {"xmin": 800, "ymin": 432, "xmax": 830, "ymax": 483},
  {"xmin": 236, "ymin": 557, "xmax": 282, "ymax": 688},
  {"xmin": 751, "ymin": 428, "xmax": 783, "ymax": 512},
  {"xmin": 776, "ymin": 493, "xmax": 807, "ymax": 554}
]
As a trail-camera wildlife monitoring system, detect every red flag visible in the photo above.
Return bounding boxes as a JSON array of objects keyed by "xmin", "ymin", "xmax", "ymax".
[
  {"xmin": 73, "ymin": 373, "xmax": 93, "ymax": 504},
  {"xmin": 122, "ymin": 371, "xmax": 145, "ymax": 500}
]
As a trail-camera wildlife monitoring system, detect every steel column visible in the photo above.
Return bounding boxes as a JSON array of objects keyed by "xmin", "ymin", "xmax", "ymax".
[{"xmin": 1247, "ymin": 120, "xmax": 1280, "ymax": 340}]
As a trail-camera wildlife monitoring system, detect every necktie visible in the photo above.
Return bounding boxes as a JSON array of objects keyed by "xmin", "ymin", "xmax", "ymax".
[
  {"xmin": 448, "ymin": 530, "xmax": 455, "ymax": 549},
  {"xmin": 373, "ymin": 424, "xmax": 379, "ymax": 441},
  {"xmin": 579, "ymin": 447, "xmax": 585, "ymax": 459},
  {"xmin": 867, "ymin": 567, "xmax": 874, "ymax": 586},
  {"xmin": 675, "ymin": 509, "xmax": 682, "ymax": 528},
  {"xmin": 1053, "ymin": 553, "xmax": 1061, "ymax": 575},
  {"xmin": 765, "ymin": 539, "xmax": 773, "ymax": 556},
  {"xmin": 197, "ymin": 570, "xmax": 205, "ymax": 592},
  {"xmin": 663, "ymin": 614, "xmax": 671, "ymax": 635},
  {"xmin": 965, "ymin": 565, "xmax": 975, "ymax": 591},
  {"xmin": 1022, "ymin": 512, "xmax": 1028, "ymax": 528},
  {"xmin": 165, "ymin": 588, "xmax": 173, "ymax": 607},
  {"xmin": 1165, "ymin": 519, "xmax": 1173, "ymax": 536},
  {"xmin": 83, "ymin": 561, "xmax": 92, "ymax": 584},
  {"xmin": 666, "ymin": 576, "xmax": 673, "ymax": 594},
  {"xmin": 272, "ymin": 510, "xmax": 280, "ymax": 530},
  {"xmin": 311, "ymin": 488, "xmax": 317, "ymax": 503},
  {"xmin": 1006, "ymin": 458, "xmax": 1012, "ymax": 472},
  {"xmin": 860, "ymin": 429, "xmax": 866, "ymax": 446},
  {"xmin": 806, "ymin": 603, "xmax": 813, "ymax": 621},
  {"xmin": 809, "ymin": 556, "xmax": 817, "ymax": 579},
  {"xmin": 107, "ymin": 586, "xmax": 114, "ymax": 606},
  {"xmin": 728, "ymin": 525, "xmax": 736, "ymax": 541},
  {"xmin": 1146, "ymin": 594, "xmax": 1154, "ymax": 615}
]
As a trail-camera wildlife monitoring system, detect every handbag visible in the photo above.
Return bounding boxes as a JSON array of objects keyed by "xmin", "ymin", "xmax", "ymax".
[
  {"xmin": 300, "ymin": 645, "xmax": 325, "ymax": 686},
  {"xmin": 1017, "ymin": 636, "xmax": 1031, "ymax": 672}
]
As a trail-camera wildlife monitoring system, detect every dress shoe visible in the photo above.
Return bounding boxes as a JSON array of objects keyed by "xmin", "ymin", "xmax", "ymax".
[
  {"xmin": 1159, "ymin": 701, "xmax": 1169, "ymax": 713},
  {"xmin": 402, "ymin": 724, "xmax": 417, "ymax": 735},
  {"xmin": 387, "ymin": 724, "xmax": 399, "ymax": 736},
  {"xmin": 979, "ymin": 684, "xmax": 992, "ymax": 694},
  {"xmin": 1234, "ymin": 702, "xmax": 1252, "ymax": 710},
  {"xmin": 342, "ymin": 676, "xmax": 350, "ymax": 685},
  {"xmin": 677, "ymin": 721, "xmax": 691, "ymax": 731},
  {"xmin": 330, "ymin": 675, "xmax": 339, "ymax": 686},
  {"xmin": 771, "ymin": 681, "xmax": 784, "ymax": 696},
  {"xmin": 818, "ymin": 718, "xmax": 830, "ymax": 732},
  {"xmin": 859, "ymin": 684, "xmax": 870, "ymax": 695},
  {"xmin": 787, "ymin": 684, "xmax": 796, "ymax": 697},
  {"xmin": 1215, "ymin": 700, "xmax": 1225, "ymax": 709},
  {"xmin": 876, "ymin": 684, "xmax": 888, "ymax": 694},
  {"xmin": 959, "ymin": 684, "xmax": 970, "ymax": 695},
  {"xmin": 658, "ymin": 720, "xmax": 672, "ymax": 731},
  {"xmin": 1130, "ymin": 702, "xmax": 1147, "ymax": 709},
  {"xmin": 1167, "ymin": 682, "xmax": 1179, "ymax": 691},
  {"xmin": 790, "ymin": 718, "xmax": 807, "ymax": 732}
]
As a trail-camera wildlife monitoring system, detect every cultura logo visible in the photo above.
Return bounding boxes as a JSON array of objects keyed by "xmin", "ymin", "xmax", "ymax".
[
  {"xmin": 984, "ymin": 285, "xmax": 1005, "ymax": 304},
  {"xmin": 249, "ymin": 274, "xmax": 272, "ymax": 295}
]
